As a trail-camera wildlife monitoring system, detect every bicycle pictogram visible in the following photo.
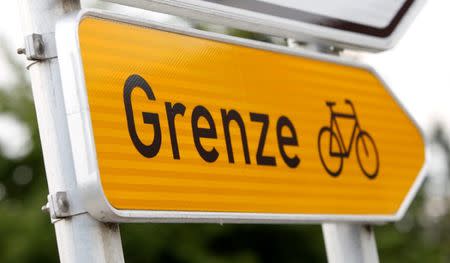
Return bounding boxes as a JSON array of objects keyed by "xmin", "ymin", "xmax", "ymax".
[{"xmin": 318, "ymin": 99, "xmax": 379, "ymax": 179}]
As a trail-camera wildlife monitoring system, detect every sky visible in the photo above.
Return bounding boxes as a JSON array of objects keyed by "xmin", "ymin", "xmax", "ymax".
[
  {"xmin": 0, "ymin": 0, "xmax": 449, "ymax": 157},
  {"xmin": 364, "ymin": 0, "xmax": 450, "ymax": 134}
]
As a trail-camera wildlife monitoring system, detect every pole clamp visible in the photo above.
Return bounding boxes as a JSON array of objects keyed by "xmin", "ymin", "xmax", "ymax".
[
  {"xmin": 18, "ymin": 33, "xmax": 57, "ymax": 61},
  {"xmin": 42, "ymin": 192, "xmax": 87, "ymax": 223},
  {"xmin": 286, "ymin": 39, "xmax": 343, "ymax": 56}
]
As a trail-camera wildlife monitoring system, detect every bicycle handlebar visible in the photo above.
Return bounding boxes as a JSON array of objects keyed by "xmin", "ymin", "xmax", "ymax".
[
  {"xmin": 344, "ymin": 99, "xmax": 356, "ymax": 115},
  {"xmin": 326, "ymin": 99, "xmax": 357, "ymax": 118}
]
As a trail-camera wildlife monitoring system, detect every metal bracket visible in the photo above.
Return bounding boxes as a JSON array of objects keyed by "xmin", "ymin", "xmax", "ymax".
[
  {"xmin": 18, "ymin": 33, "xmax": 57, "ymax": 61},
  {"xmin": 286, "ymin": 39, "xmax": 343, "ymax": 56},
  {"xmin": 42, "ymin": 192, "xmax": 87, "ymax": 223}
]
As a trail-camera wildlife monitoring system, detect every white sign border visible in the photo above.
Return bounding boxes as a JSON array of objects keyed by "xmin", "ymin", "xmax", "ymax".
[
  {"xmin": 56, "ymin": 9, "xmax": 428, "ymax": 223},
  {"xmin": 105, "ymin": 0, "xmax": 427, "ymax": 52}
]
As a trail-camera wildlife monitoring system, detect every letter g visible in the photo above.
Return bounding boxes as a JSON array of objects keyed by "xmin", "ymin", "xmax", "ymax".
[{"xmin": 123, "ymin": 74, "xmax": 161, "ymax": 158}]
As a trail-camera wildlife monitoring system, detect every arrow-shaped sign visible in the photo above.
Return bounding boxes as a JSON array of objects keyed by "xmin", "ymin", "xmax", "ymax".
[{"xmin": 56, "ymin": 11, "xmax": 426, "ymax": 223}]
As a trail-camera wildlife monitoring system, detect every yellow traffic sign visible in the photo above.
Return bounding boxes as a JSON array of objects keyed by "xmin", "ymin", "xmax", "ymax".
[{"xmin": 56, "ymin": 11, "xmax": 426, "ymax": 222}]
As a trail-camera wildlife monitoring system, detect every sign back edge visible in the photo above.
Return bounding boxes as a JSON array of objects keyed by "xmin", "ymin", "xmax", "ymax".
[{"xmin": 105, "ymin": 0, "xmax": 427, "ymax": 52}]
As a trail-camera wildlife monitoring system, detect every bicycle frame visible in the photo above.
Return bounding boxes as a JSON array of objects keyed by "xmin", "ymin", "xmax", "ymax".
[{"xmin": 327, "ymin": 102, "xmax": 360, "ymax": 157}]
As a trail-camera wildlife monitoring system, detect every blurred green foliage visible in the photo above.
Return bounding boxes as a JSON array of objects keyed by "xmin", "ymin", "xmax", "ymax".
[
  {"xmin": 121, "ymin": 224, "xmax": 325, "ymax": 262},
  {"xmin": 0, "ymin": 42, "xmax": 58, "ymax": 262},
  {"xmin": 1, "ymin": 29, "xmax": 450, "ymax": 262}
]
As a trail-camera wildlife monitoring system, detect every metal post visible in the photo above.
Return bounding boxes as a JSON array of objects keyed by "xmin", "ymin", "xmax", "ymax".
[
  {"xmin": 287, "ymin": 39, "xmax": 379, "ymax": 263},
  {"xmin": 322, "ymin": 224, "xmax": 379, "ymax": 263},
  {"xmin": 17, "ymin": 1, "xmax": 125, "ymax": 262}
]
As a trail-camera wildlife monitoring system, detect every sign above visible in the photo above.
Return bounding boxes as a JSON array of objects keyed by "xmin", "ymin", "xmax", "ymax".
[
  {"xmin": 105, "ymin": 0, "xmax": 426, "ymax": 51},
  {"xmin": 56, "ymin": 10, "xmax": 426, "ymax": 223}
]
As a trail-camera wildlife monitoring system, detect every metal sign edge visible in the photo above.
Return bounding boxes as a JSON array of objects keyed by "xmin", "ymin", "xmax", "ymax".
[
  {"xmin": 55, "ymin": 8, "xmax": 427, "ymax": 223},
  {"xmin": 105, "ymin": 0, "xmax": 427, "ymax": 52}
]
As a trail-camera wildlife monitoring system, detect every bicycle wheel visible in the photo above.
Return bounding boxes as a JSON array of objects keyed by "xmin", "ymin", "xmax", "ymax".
[
  {"xmin": 318, "ymin": 127, "xmax": 343, "ymax": 177},
  {"xmin": 356, "ymin": 131, "xmax": 379, "ymax": 179}
]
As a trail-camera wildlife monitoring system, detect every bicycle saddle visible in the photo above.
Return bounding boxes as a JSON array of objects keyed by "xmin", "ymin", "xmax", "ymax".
[{"xmin": 326, "ymin": 101, "xmax": 336, "ymax": 106}]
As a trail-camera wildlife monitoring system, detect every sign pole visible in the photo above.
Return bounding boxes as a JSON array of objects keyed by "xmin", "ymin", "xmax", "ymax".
[
  {"xmin": 322, "ymin": 224, "xmax": 379, "ymax": 263},
  {"xmin": 287, "ymin": 39, "xmax": 380, "ymax": 263},
  {"xmin": 17, "ymin": 1, "xmax": 124, "ymax": 262}
]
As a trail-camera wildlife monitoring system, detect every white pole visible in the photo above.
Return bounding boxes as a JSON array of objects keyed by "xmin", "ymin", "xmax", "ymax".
[
  {"xmin": 17, "ymin": 1, "xmax": 124, "ymax": 262},
  {"xmin": 322, "ymin": 224, "xmax": 379, "ymax": 263},
  {"xmin": 287, "ymin": 39, "xmax": 380, "ymax": 263}
]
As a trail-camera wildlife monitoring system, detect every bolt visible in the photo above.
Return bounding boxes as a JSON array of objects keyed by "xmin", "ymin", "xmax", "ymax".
[
  {"xmin": 41, "ymin": 202, "xmax": 50, "ymax": 213},
  {"xmin": 56, "ymin": 193, "xmax": 69, "ymax": 213},
  {"xmin": 34, "ymin": 37, "xmax": 45, "ymax": 55},
  {"xmin": 328, "ymin": 45, "xmax": 343, "ymax": 55},
  {"xmin": 17, "ymin": 47, "xmax": 26, "ymax": 55}
]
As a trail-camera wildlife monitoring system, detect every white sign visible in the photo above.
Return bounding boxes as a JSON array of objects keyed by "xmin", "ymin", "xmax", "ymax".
[
  {"xmin": 259, "ymin": 0, "xmax": 405, "ymax": 28},
  {"xmin": 105, "ymin": 0, "xmax": 426, "ymax": 51}
]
